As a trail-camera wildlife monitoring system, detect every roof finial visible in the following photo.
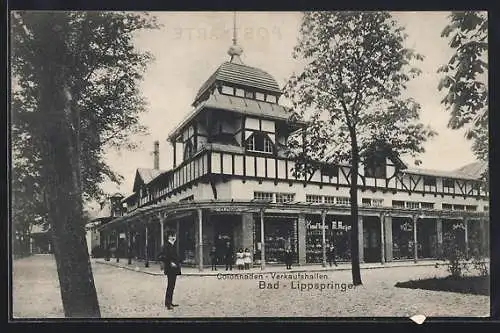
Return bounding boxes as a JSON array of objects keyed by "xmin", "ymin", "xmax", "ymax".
[
  {"xmin": 228, "ymin": 11, "xmax": 243, "ymax": 64},
  {"xmin": 232, "ymin": 11, "xmax": 237, "ymax": 45}
]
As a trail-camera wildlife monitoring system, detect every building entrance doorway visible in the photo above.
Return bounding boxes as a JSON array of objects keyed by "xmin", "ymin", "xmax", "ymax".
[
  {"xmin": 213, "ymin": 215, "xmax": 239, "ymax": 263},
  {"xmin": 363, "ymin": 217, "xmax": 381, "ymax": 263}
]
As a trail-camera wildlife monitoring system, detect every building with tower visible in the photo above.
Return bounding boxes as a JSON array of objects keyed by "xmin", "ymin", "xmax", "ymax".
[{"xmin": 97, "ymin": 20, "xmax": 489, "ymax": 270}]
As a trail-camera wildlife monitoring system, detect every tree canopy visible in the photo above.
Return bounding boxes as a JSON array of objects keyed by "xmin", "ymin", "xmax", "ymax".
[
  {"xmin": 438, "ymin": 11, "xmax": 488, "ymax": 161},
  {"xmin": 11, "ymin": 11, "xmax": 160, "ymax": 204},
  {"xmin": 285, "ymin": 12, "xmax": 436, "ymax": 171}
]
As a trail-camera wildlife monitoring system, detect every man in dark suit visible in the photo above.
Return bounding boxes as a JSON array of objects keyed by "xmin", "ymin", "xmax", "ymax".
[{"xmin": 158, "ymin": 230, "xmax": 181, "ymax": 310}]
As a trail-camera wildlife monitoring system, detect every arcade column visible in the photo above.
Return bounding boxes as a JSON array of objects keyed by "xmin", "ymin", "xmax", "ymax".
[
  {"xmin": 358, "ymin": 215, "xmax": 364, "ymax": 263},
  {"xmin": 241, "ymin": 213, "xmax": 255, "ymax": 255},
  {"xmin": 384, "ymin": 215, "xmax": 393, "ymax": 262},
  {"xmin": 297, "ymin": 213, "xmax": 307, "ymax": 265},
  {"xmin": 436, "ymin": 218, "xmax": 443, "ymax": 259}
]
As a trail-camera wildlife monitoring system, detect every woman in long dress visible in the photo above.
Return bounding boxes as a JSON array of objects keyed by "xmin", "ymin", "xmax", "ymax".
[
  {"xmin": 243, "ymin": 248, "xmax": 252, "ymax": 270},
  {"xmin": 235, "ymin": 248, "xmax": 245, "ymax": 270}
]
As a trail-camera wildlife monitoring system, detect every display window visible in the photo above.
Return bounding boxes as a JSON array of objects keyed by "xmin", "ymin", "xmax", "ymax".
[
  {"xmin": 305, "ymin": 215, "xmax": 352, "ymax": 263},
  {"xmin": 392, "ymin": 218, "xmax": 414, "ymax": 260},
  {"xmin": 254, "ymin": 215, "xmax": 298, "ymax": 264}
]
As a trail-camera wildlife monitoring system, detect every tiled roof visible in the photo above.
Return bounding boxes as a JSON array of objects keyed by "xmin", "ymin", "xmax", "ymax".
[
  {"xmin": 454, "ymin": 161, "xmax": 488, "ymax": 179},
  {"xmin": 168, "ymin": 90, "xmax": 303, "ymax": 142},
  {"xmin": 194, "ymin": 62, "xmax": 282, "ymax": 103},
  {"xmin": 405, "ymin": 167, "xmax": 479, "ymax": 180},
  {"xmin": 137, "ymin": 168, "xmax": 165, "ymax": 185}
]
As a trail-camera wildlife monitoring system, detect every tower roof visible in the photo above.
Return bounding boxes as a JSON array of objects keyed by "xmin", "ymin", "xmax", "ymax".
[{"xmin": 193, "ymin": 61, "xmax": 282, "ymax": 105}]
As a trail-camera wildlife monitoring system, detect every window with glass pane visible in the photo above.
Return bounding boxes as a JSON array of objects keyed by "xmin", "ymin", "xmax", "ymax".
[
  {"xmin": 245, "ymin": 135, "xmax": 255, "ymax": 151},
  {"xmin": 421, "ymin": 202, "xmax": 434, "ymax": 209},
  {"xmin": 362, "ymin": 198, "xmax": 372, "ymax": 206},
  {"xmin": 255, "ymin": 92, "xmax": 265, "ymax": 101},
  {"xmin": 221, "ymin": 85, "xmax": 234, "ymax": 95},
  {"xmin": 276, "ymin": 193, "xmax": 295, "ymax": 203},
  {"xmin": 443, "ymin": 178, "xmax": 454, "ymax": 188},
  {"xmin": 324, "ymin": 196, "xmax": 336, "ymax": 204},
  {"xmin": 372, "ymin": 199, "xmax": 383, "ymax": 207},
  {"xmin": 266, "ymin": 95, "xmax": 277, "ymax": 103},
  {"xmin": 235, "ymin": 88, "xmax": 245, "ymax": 97},
  {"xmin": 453, "ymin": 204, "xmax": 465, "ymax": 211},
  {"xmin": 405, "ymin": 201, "xmax": 420, "ymax": 209},
  {"xmin": 254, "ymin": 191, "xmax": 273, "ymax": 202},
  {"xmin": 423, "ymin": 176, "xmax": 436, "ymax": 186},
  {"xmin": 442, "ymin": 203, "xmax": 453, "ymax": 210},
  {"xmin": 306, "ymin": 195, "xmax": 322, "ymax": 203},
  {"xmin": 364, "ymin": 156, "xmax": 386, "ymax": 178},
  {"xmin": 245, "ymin": 91, "xmax": 254, "ymax": 99},
  {"xmin": 246, "ymin": 133, "xmax": 273, "ymax": 153},
  {"xmin": 392, "ymin": 200, "xmax": 405, "ymax": 208},
  {"xmin": 466, "ymin": 205, "xmax": 477, "ymax": 211},
  {"xmin": 336, "ymin": 197, "xmax": 350, "ymax": 205}
]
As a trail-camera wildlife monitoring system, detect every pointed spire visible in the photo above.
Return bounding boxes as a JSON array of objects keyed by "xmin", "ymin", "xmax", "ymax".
[{"xmin": 227, "ymin": 11, "xmax": 243, "ymax": 64}]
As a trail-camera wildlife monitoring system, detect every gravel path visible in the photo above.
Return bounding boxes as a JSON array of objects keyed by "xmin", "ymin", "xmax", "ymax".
[{"xmin": 12, "ymin": 255, "xmax": 489, "ymax": 318}]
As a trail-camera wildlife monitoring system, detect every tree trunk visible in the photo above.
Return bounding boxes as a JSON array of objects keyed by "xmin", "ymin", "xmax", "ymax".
[
  {"xmin": 36, "ymin": 16, "xmax": 101, "ymax": 317},
  {"xmin": 349, "ymin": 130, "xmax": 363, "ymax": 286}
]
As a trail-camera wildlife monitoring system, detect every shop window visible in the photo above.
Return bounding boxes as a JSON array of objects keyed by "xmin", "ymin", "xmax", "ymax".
[
  {"xmin": 276, "ymin": 193, "xmax": 295, "ymax": 203},
  {"xmin": 423, "ymin": 176, "xmax": 436, "ymax": 187},
  {"xmin": 421, "ymin": 202, "xmax": 434, "ymax": 210},
  {"xmin": 245, "ymin": 132, "xmax": 274, "ymax": 153},
  {"xmin": 442, "ymin": 203, "xmax": 453, "ymax": 210},
  {"xmin": 254, "ymin": 191, "xmax": 273, "ymax": 202},
  {"xmin": 266, "ymin": 95, "xmax": 277, "ymax": 103},
  {"xmin": 466, "ymin": 205, "xmax": 477, "ymax": 211},
  {"xmin": 336, "ymin": 197, "xmax": 350, "ymax": 205},
  {"xmin": 256, "ymin": 216, "xmax": 298, "ymax": 264},
  {"xmin": 235, "ymin": 88, "xmax": 245, "ymax": 97},
  {"xmin": 393, "ymin": 220, "xmax": 415, "ymax": 260},
  {"xmin": 392, "ymin": 200, "xmax": 405, "ymax": 208},
  {"xmin": 306, "ymin": 195, "xmax": 323, "ymax": 203},
  {"xmin": 255, "ymin": 92, "xmax": 265, "ymax": 101},
  {"xmin": 324, "ymin": 196, "xmax": 336, "ymax": 204}
]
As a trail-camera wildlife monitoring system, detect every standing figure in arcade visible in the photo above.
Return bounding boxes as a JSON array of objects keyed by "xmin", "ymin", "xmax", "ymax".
[
  {"xmin": 209, "ymin": 246, "xmax": 218, "ymax": 271},
  {"xmin": 328, "ymin": 244, "xmax": 338, "ymax": 267},
  {"xmin": 235, "ymin": 248, "xmax": 245, "ymax": 270},
  {"xmin": 224, "ymin": 241, "xmax": 233, "ymax": 271},
  {"xmin": 284, "ymin": 247, "xmax": 293, "ymax": 269},
  {"xmin": 243, "ymin": 248, "xmax": 252, "ymax": 270}
]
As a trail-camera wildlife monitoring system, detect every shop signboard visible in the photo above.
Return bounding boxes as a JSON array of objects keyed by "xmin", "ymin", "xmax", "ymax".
[{"xmin": 306, "ymin": 218, "xmax": 351, "ymax": 231}]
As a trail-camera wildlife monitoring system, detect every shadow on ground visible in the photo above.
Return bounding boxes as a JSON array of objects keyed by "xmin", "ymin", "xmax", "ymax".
[{"xmin": 395, "ymin": 275, "xmax": 490, "ymax": 296}]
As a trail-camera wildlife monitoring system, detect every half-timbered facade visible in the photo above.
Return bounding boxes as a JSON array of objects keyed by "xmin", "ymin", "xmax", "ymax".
[{"xmin": 98, "ymin": 38, "xmax": 489, "ymax": 270}]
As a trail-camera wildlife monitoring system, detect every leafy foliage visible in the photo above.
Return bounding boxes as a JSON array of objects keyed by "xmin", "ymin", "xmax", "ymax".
[
  {"xmin": 442, "ymin": 225, "xmax": 468, "ymax": 278},
  {"xmin": 285, "ymin": 12, "xmax": 436, "ymax": 173},
  {"xmin": 438, "ymin": 11, "xmax": 488, "ymax": 161},
  {"xmin": 11, "ymin": 11, "xmax": 160, "ymax": 204}
]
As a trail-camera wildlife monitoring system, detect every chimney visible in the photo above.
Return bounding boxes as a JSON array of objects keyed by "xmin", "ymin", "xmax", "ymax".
[{"xmin": 153, "ymin": 140, "xmax": 160, "ymax": 169}]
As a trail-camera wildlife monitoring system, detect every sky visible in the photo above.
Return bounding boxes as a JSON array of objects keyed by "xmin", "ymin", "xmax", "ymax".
[{"xmin": 97, "ymin": 11, "xmax": 480, "ymax": 205}]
